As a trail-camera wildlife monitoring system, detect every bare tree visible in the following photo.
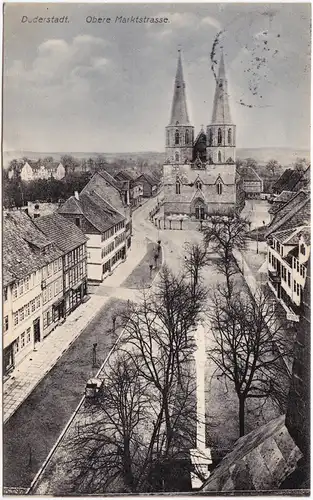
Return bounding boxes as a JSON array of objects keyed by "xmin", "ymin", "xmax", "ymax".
[
  {"xmin": 266, "ymin": 159, "xmax": 280, "ymax": 177},
  {"xmin": 208, "ymin": 285, "xmax": 292, "ymax": 437},
  {"xmin": 203, "ymin": 212, "xmax": 249, "ymax": 297},
  {"xmin": 183, "ymin": 242, "xmax": 210, "ymax": 297}
]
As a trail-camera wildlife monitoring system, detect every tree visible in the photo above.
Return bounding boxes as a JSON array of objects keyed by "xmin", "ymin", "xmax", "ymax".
[
  {"xmin": 183, "ymin": 242, "xmax": 210, "ymax": 297},
  {"xmin": 203, "ymin": 212, "xmax": 249, "ymax": 297},
  {"xmin": 293, "ymin": 157, "xmax": 309, "ymax": 172},
  {"xmin": 61, "ymin": 154, "xmax": 80, "ymax": 174},
  {"xmin": 266, "ymin": 159, "xmax": 280, "ymax": 177},
  {"xmin": 245, "ymin": 157, "xmax": 258, "ymax": 170},
  {"xmin": 208, "ymin": 285, "xmax": 292, "ymax": 437}
]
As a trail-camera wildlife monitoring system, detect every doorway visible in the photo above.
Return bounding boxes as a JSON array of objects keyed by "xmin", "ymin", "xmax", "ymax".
[
  {"xmin": 33, "ymin": 318, "xmax": 41, "ymax": 344},
  {"xmin": 195, "ymin": 206, "xmax": 205, "ymax": 220}
]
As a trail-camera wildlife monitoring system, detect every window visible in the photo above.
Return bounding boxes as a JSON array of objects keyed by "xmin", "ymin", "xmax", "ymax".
[
  {"xmin": 14, "ymin": 311, "xmax": 19, "ymax": 326},
  {"xmin": 218, "ymin": 128, "xmax": 222, "ymax": 145},
  {"xmin": 13, "ymin": 283, "xmax": 18, "ymax": 299},
  {"xmin": 36, "ymin": 296, "xmax": 41, "ymax": 309},
  {"xmin": 19, "ymin": 308, "xmax": 24, "ymax": 322},
  {"xmin": 27, "ymin": 327, "xmax": 31, "ymax": 343},
  {"xmin": 54, "ymin": 260, "xmax": 58, "ymax": 273},
  {"xmin": 25, "ymin": 303, "xmax": 30, "ymax": 317},
  {"xmin": 48, "ymin": 285, "xmax": 52, "ymax": 300},
  {"xmin": 296, "ymin": 261, "xmax": 300, "ymax": 273},
  {"xmin": 218, "ymin": 151, "xmax": 222, "ymax": 163},
  {"xmin": 19, "ymin": 280, "xmax": 24, "ymax": 295},
  {"xmin": 175, "ymin": 152, "xmax": 180, "ymax": 162},
  {"xmin": 217, "ymin": 182, "xmax": 223, "ymax": 195},
  {"xmin": 75, "ymin": 217, "xmax": 81, "ymax": 227},
  {"xmin": 25, "ymin": 276, "xmax": 30, "ymax": 291},
  {"xmin": 185, "ymin": 129, "xmax": 189, "ymax": 144},
  {"xmin": 3, "ymin": 287, "xmax": 8, "ymax": 301},
  {"xmin": 48, "ymin": 264, "xmax": 52, "ymax": 276},
  {"xmin": 55, "ymin": 280, "xmax": 59, "ymax": 296},
  {"xmin": 228, "ymin": 128, "xmax": 232, "ymax": 145},
  {"xmin": 195, "ymin": 181, "xmax": 202, "ymax": 190},
  {"xmin": 288, "ymin": 271, "xmax": 291, "ymax": 287},
  {"xmin": 175, "ymin": 129, "xmax": 179, "ymax": 145},
  {"xmin": 21, "ymin": 332, "xmax": 25, "ymax": 348},
  {"xmin": 296, "ymin": 283, "xmax": 300, "ymax": 296},
  {"xmin": 176, "ymin": 181, "xmax": 181, "ymax": 195},
  {"xmin": 276, "ymin": 242, "xmax": 281, "ymax": 254},
  {"xmin": 300, "ymin": 243, "xmax": 306, "ymax": 255},
  {"xmin": 15, "ymin": 337, "xmax": 19, "ymax": 353},
  {"xmin": 293, "ymin": 280, "xmax": 297, "ymax": 292},
  {"xmin": 43, "ymin": 289, "xmax": 48, "ymax": 305},
  {"xmin": 4, "ymin": 316, "xmax": 9, "ymax": 332},
  {"xmin": 58, "ymin": 257, "xmax": 62, "ymax": 271}
]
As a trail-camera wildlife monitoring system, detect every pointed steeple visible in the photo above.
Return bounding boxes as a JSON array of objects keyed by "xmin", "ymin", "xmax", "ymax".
[
  {"xmin": 211, "ymin": 53, "xmax": 232, "ymax": 124},
  {"xmin": 169, "ymin": 50, "xmax": 190, "ymax": 125}
]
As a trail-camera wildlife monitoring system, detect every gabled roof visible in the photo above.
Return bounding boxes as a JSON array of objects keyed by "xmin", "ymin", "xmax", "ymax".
[
  {"xmin": 272, "ymin": 226, "xmax": 309, "ymax": 245},
  {"xmin": 266, "ymin": 191, "xmax": 310, "ymax": 237},
  {"xmin": 34, "ymin": 213, "xmax": 87, "ymax": 254},
  {"xmin": 97, "ymin": 170, "xmax": 120, "ymax": 191},
  {"xmin": 3, "ymin": 211, "xmax": 64, "ymax": 285},
  {"xmin": 57, "ymin": 196, "xmax": 83, "ymax": 215},
  {"xmin": 272, "ymin": 168, "xmax": 305, "ymax": 193},
  {"xmin": 58, "ymin": 192, "xmax": 125, "ymax": 234},
  {"xmin": 240, "ymin": 166, "xmax": 262, "ymax": 182},
  {"xmin": 114, "ymin": 170, "xmax": 134, "ymax": 182},
  {"xmin": 211, "ymin": 53, "xmax": 232, "ymax": 125},
  {"xmin": 268, "ymin": 191, "xmax": 295, "ymax": 215},
  {"xmin": 136, "ymin": 173, "xmax": 158, "ymax": 186},
  {"xmin": 169, "ymin": 50, "xmax": 191, "ymax": 126}
]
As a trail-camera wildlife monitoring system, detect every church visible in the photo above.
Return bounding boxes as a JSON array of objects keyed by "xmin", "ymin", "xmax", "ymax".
[{"xmin": 163, "ymin": 51, "xmax": 244, "ymax": 218}]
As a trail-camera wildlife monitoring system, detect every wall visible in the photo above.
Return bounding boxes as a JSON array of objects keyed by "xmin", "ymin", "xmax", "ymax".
[{"xmin": 41, "ymin": 258, "xmax": 63, "ymax": 338}]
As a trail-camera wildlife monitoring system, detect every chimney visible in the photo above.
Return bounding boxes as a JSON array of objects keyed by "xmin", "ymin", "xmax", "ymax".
[{"xmin": 74, "ymin": 191, "xmax": 79, "ymax": 200}]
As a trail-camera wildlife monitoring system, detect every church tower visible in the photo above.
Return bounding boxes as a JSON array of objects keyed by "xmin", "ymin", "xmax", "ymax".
[
  {"xmin": 206, "ymin": 54, "xmax": 236, "ymax": 165},
  {"xmin": 165, "ymin": 50, "xmax": 194, "ymax": 164}
]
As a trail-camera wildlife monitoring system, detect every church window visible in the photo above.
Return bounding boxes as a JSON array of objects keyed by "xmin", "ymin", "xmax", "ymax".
[
  {"xmin": 218, "ymin": 128, "xmax": 222, "ymax": 145},
  {"xmin": 218, "ymin": 151, "xmax": 222, "ymax": 163},
  {"xmin": 175, "ymin": 130, "xmax": 180, "ymax": 145},
  {"xmin": 185, "ymin": 129, "xmax": 189, "ymax": 144},
  {"xmin": 217, "ymin": 182, "xmax": 223, "ymax": 195},
  {"xmin": 208, "ymin": 129, "xmax": 213, "ymax": 146},
  {"xmin": 176, "ymin": 181, "xmax": 181, "ymax": 195},
  {"xmin": 195, "ymin": 181, "xmax": 202, "ymax": 190},
  {"xmin": 228, "ymin": 128, "xmax": 232, "ymax": 145},
  {"xmin": 175, "ymin": 151, "xmax": 180, "ymax": 162}
]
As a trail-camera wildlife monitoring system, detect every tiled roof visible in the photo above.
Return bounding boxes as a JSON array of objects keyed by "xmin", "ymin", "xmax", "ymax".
[
  {"xmin": 202, "ymin": 416, "xmax": 302, "ymax": 492},
  {"xmin": 241, "ymin": 166, "xmax": 262, "ymax": 182},
  {"xmin": 97, "ymin": 170, "xmax": 120, "ymax": 191},
  {"xmin": 58, "ymin": 192, "xmax": 124, "ymax": 233},
  {"xmin": 114, "ymin": 171, "xmax": 134, "ymax": 182},
  {"xmin": 266, "ymin": 191, "xmax": 310, "ymax": 237},
  {"xmin": 273, "ymin": 225, "xmax": 310, "ymax": 245},
  {"xmin": 273, "ymin": 169, "xmax": 305, "ymax": 193},
  {"xmin": 3, "ymin": 212, "xmax": 63, "ymax": 286},
  {"xmin": 136, "ymin": 173, "xmax": 159, "ymax": 186},
  {"xmin": 34, "ymin": 213, "xmax": 87, "ymax": 254}
]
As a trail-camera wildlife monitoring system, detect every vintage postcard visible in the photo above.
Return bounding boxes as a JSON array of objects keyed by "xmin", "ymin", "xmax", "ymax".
[{"xmin": 2, "ymin": 2, "xmax": 310, "ymax": 496}]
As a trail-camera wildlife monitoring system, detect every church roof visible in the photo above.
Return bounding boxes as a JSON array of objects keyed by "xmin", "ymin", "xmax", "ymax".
[
  {"xmin": 163, "ymin": 163, "xmax": 236, "ymax": 185},
  {"xmin": 169, "ymin": 50, "xmax": 191, "ymax": 126},
  {"xmin": 211, "ymin": 53, "xmax": 233, "ymax": 125}
]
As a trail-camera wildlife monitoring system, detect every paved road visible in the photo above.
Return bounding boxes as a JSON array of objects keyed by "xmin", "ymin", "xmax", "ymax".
[{"xmin": 3, "ymin": 298, "xmax": 125, "ymax": 488}]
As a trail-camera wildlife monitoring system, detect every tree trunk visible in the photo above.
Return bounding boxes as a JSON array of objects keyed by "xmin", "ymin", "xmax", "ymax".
[
  {"xmin": 123, "ymin": 436, "xmax": 135, "ymax": 491},
  {"xmin": 239, "ymin": 396, "xmax": 245, "ymax": 437}
]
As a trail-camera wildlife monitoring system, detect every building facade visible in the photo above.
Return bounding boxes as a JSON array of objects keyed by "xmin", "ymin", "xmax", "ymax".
[
  {"xmin": 35, "ymin": 213, "xmax": 88, "ymax": 317},
  {"xmin": 58, "ymin": 191, "xmax": 127, "ymax": 283},
  {"xmin": 20, "ymin": 161, "xmax": 65, "ymax": 182},
  {"xmin": 163, "ymin": 51, "xmax": 242, "ymax": 217}
]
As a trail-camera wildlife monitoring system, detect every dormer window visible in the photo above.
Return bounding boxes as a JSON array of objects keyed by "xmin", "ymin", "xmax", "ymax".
[
  {"xmin": 175, "ymin": 129, "xmax": 180, "ymax": 145},
  {"xmin": 217, "ymin": 181, "xmax": 223, "ymax": 195}
]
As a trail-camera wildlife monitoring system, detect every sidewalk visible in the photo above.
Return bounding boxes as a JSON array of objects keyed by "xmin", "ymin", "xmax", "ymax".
[{"xmin": 3, "ymin": 294, "xmax": 108, "ymax": 424}]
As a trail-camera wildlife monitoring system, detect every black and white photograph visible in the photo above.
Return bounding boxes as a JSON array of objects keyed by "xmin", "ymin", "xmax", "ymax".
[{"xmin": 2, "ymin": 2, "xmax": 311, "ymax": 495}]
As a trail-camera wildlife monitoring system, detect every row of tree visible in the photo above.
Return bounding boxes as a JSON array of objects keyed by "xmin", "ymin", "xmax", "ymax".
[{"xmin": 62, "ymin": 213, "xmax": 292, "ymax": 493}]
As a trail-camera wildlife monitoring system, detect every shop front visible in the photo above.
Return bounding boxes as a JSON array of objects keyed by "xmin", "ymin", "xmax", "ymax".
[{"xmin": 3, "ymin": 343, "xmax": 15, "ymax": 376}]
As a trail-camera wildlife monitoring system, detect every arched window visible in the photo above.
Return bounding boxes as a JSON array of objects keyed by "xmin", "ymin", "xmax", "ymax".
[
  {"xmin": 166, "ymin": 130, "xmax": 170, "ymax": 146},
  {"xmin": 218, "ymin": 128, "xmax": 222, "ymax": 145},
  {"xmin": 185, "ymin": 129, "xmax": 189, "ymax": 144},
  {"xmin": 195, "ymin": 180, "xmax": 202, "ymax": 190},
  {"xmin": 175, "ymin": 129, "xmax": 180, "ymax": 145},
  {"xmin": 208, "ymin": 129, "xmax": 213, "ymax": 146},
  {"xmin": 218, "ymin": 151, "xmax": 222, "ymax": 163},
  {"xmin": 228, "ymin": 128, "xmax": 232, "ymax": 145},
  {"xmin": 176, "ymin": 180, "xmax": 181, "ymax": 195},
  {"xmin": 175, "ymin": 151, "xmax": 180, "ymax": 162},
  {"xmin": 217, "ymin": 182, "xmax": 223, "ymax": 195},
  {"xmin": 208, "ymin": 155, "xmax": 213, "ymax": 164}
]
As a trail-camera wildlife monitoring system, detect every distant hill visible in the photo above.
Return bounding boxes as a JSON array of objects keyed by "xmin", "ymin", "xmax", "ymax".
[{"xmin": 2, "ymin": 147, "xmax": 310, "ymax": 169}]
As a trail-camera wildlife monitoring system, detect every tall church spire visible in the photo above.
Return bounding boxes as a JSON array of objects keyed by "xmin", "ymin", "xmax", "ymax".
[
  {"xmin": 169, "ymin": 50, "xmax": 190, "ymax": 125},
  {"xmin": 211, "ymin": 53, "xmax": 232, "ymax": 124}
]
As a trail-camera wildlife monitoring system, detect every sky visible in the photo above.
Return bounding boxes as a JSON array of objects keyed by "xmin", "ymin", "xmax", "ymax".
[{"xmin": 3, "ymin": 3, "xmax": 311, "ymax": 153}]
